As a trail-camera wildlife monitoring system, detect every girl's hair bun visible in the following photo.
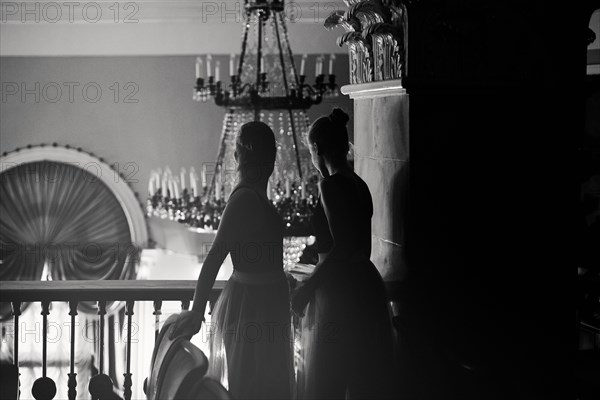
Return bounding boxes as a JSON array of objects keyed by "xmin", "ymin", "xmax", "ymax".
[
  {"xmin": 308, "ymin": 107, "xmax": 350, "ymax": 158},
  {"xmin": 329, "ymin": 108, "xmax": 349, "ymax": 126}
]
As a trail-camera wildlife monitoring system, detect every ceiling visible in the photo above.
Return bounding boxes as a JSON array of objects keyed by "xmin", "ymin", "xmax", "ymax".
[{"xmin": 0, "ymin": 0, "xmax": 348, "ymax": 56}]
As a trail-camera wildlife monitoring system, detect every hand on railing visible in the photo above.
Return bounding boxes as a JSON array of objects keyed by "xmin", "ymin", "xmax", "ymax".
[{"xmin": 170, "ymin": 310, "xmax": 204, "ymax": 340}]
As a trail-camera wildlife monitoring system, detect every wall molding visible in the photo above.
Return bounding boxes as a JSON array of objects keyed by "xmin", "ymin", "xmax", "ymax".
[{"xmin": 341, "ymin": 79, "xmax": 406, "ymax": 100}]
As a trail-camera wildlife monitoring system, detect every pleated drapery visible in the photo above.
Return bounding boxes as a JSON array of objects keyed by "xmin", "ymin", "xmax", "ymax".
[{"xmin": 0, "ymin": 161, "xmax": 140, "ymax": 319}]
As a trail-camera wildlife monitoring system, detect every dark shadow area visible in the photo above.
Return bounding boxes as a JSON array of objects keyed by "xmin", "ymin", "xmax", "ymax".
[
  {"xmin": 390, "ymin": 1, "xmax": 593, "ymax": 398},
  {"xmin": 0, "ymin": 362, "xmax": 19, "ymax": 400}
]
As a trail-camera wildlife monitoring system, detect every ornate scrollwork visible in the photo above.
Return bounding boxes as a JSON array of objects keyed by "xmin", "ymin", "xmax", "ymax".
[{"xmin": 325, "ymin": 0, "xmax": 408, "ymax": 84}]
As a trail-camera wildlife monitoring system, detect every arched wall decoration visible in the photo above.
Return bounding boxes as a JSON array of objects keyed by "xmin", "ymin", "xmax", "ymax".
[
  {"xmin": 0, "ymin": 145, "xmax": 147, "ymax": 246},
  {"xmin": 0, "ymin": 144, "xmax": 148, "ymax": 318}
]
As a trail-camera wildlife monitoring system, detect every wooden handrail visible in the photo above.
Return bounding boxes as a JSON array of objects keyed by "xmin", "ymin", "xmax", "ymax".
[
  {"xmin": 0, "ymin": 280, "xmax": 227, "ymax": 303},
  {"xmin": 0, "ymin": 279, "xmax": 401, "ymax": 303}
]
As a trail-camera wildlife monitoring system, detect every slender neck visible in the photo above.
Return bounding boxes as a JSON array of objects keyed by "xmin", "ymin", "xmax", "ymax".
[
  {"xmin": 324, "ymin": 156, "xmax": 350, "ymax": 177},
  {"xmin": 238, "ymin": 175, "xmax": 268, "ymax": 194}
]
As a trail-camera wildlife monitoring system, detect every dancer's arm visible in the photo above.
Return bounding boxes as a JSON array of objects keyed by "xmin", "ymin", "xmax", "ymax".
[
  {"xmin": 191, "ymin": 188, "xmax": 261, "ymax": 316},
  {"xmin": 292, "ymin": 178, "xmax": 358, "ymax": 317},
  {"xmin": 303, "ymin": 178, "xmax": 357, "ymax": 291},
  {"xmin": 172, "ymin": 188, "xmax": 260, "ymax": 337}
]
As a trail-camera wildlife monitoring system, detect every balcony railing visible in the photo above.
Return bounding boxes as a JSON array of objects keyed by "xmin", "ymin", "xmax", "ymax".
[{"xmin": 0, "ymin": 280, "xmax": 226, "ymax": 400}]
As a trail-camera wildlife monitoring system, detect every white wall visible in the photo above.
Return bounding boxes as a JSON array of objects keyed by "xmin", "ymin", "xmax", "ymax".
[
  {"xmin": 0, "ymin": 54, "xmax": 353, "ymax": 200},
  {"xmin": 0, "ymin": 1, "xmax": 349, "ymax": 56}
]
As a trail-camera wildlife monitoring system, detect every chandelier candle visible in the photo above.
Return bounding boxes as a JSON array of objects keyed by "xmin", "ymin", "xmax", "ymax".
[
  {"xmin": 300, "ymin": 54, "xmax": 307, "ymax": 76},
  {"xmin": 316, "ymin": 55, "xmax": 323, "ymax": 76},
  {"xmin": 161, "ymin": 174, "xmax": 167, "ymax": 197},
  {"xmin": 155, "ymin": 171, "xmax": 161, "ymax": 193},
  {"xmin": 173, "ymin": 178, "xmax": 180, "ymax": 199},
  {"xmin": 180, "ymin": 167, "xmax": 186, "ymax": 191},
  {"xmin": 196, "ymin": 57, "xmax": 203, "ymax": 79},
  {"xmin": 206, "ymin": 55, "xmax": 212, "ymax": 78},
  {"xmin": 148, "ymin": 173, "xmax": 155, "ymax": 195},
  {"xmin": 190, "ymin": 168, "xmax": 198, "ymax": 197},
  {"xmin": 168, "ymin": 179, "xmax": 174, "ymax": 199},
  {"xmin": 329, "ymin": 54, "xmax": 336, "ymax": 75}
]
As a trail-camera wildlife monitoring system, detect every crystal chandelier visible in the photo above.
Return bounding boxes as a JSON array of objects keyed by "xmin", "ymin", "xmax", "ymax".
[
  {"xmin": 148, "ymin": 0, "xmax": 340, "ymax": 267},
  {"xmin": 192, "ymin": 0, "xmax": 338, "ymax": 111}
]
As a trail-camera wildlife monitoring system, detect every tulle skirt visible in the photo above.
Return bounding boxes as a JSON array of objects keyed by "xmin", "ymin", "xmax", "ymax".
[
  {"xmin": 207, "ymin": 269, "xmax": 295, "ymax": 400},
  {"xmin": 296, "ymin": 259, "xmax": 397, "ymax": 400}
]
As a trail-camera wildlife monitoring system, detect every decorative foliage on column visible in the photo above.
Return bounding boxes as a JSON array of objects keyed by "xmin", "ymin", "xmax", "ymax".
[{"xmin": 325, "ymin": 0, "xmax": 408, "ymax": 84}]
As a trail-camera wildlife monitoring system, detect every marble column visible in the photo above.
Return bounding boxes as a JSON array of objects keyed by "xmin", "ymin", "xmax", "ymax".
[{"xmin": 341, "ymin": 79, "xmax": 408, "ymax": 281}]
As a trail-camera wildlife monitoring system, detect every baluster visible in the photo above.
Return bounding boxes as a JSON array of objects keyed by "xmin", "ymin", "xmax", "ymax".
[
  {"xmin": 68, "ymin": 301, "xmax": 78, "ymax": 400},
  {"xmin": 32, "ymin": 301, "xmax": 56, "ymax": 400},
  {"xmin": 98, "ymin": 301, "xmax": 106, "ymax": 375},
  {"xmin": 153, "ymin": 301, "xmax": 162, "ymax": 341},
  {"xmin": 11, "ymin": 302, "xmax": 20, "ymax": 368},
  {"xmin": 123, "ymin": 300, "xmax": 134, "ymax": 400},
  {"xmin": 89, "ymin": 300, "xmax": 115, "ymax": 400},
  {"xmin": 11, "ymin": 301, "xmax": 21, "ymax": 398},
  {"xmin": 181, "ymin": 300, "xmax": 190, "ymax": 311},
  {"xmin": 42, "ymin": 301, "xmax": 49, "ymax": 377}
]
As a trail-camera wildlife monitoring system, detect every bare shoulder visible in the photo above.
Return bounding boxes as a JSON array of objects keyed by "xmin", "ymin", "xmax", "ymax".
[
  {"xmin": 319, "ymin": 174, "xmax": 355, "ymax": 206},
  {"xmin": 318, "ymin": 175, "xmax": 345, "ymax": 197},
  {"xmin": 227, "ymin": 186, "xmax": 261, "ymax": 205},
  {"xmin": 222, "ymin": 187, "xmax": 263, "ymax": 219},
  {"xmin": 320, "ymin": 173, "xmax": 372, "ymax": 213},
  {"xmin": 353, "ymin": 173, "xmax": 372, "ymax": 197}
]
